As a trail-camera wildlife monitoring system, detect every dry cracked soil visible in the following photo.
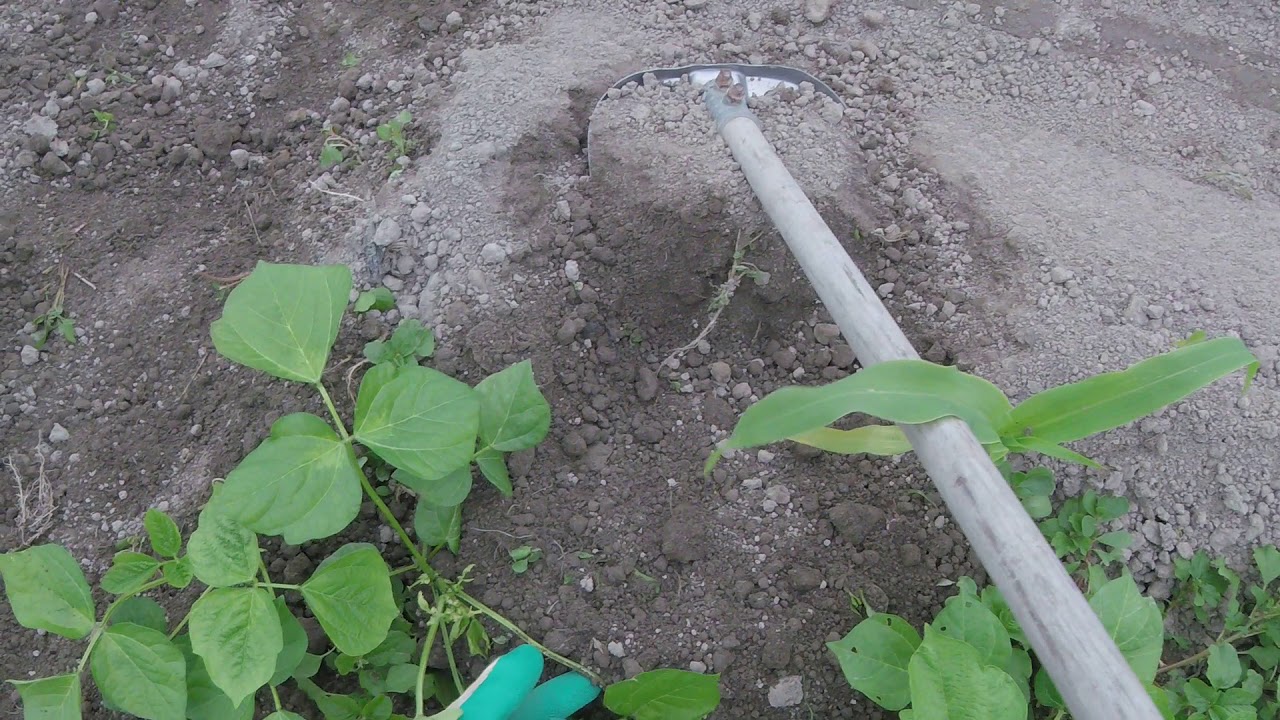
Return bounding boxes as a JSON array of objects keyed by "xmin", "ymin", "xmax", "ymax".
[{"xmin": 1, "ymin": 0, "xmax": 1278, "ymax": 717}]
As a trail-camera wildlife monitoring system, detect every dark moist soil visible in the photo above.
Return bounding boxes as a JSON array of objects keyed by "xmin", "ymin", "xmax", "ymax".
[{"xmin": 1, "ymin": 1, "xmax": 984, "ymax": 719}]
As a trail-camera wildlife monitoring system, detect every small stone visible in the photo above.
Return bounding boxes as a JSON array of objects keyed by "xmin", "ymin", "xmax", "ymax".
[
  {"xmin": 788, "ymin": 566, "xmax": 822, "ymax": 592},
  {"xmin": 48, "ymin": 423, "xmax": 70, "ymax": 443},
  {"xmin": 861, "ymin": 9, "xmax": 887, "ymax": 26},
  {"xmin": 622, "ymin": 658, "xmax": 643, "ymax": 677},
  {"xmin": 765, "ymin": 485, "xmax": 791, "ymax": 505},
  {"xmin": 709, "ymin": 361, "xmax": 732, "ymax": 383},
  {"xmin": 201, "ymin": 52, "xmax": 228, "ymax": 69},
  {"xmin": 828, "ymin": 502, "xmax": 884, "ymax": 544},
  {"xmin": 20, "ymin": 345, "xmax": 40, "ymax": 366},
  {"xmin": 757, "ymin": 449, "xmax": 775, "ymax": 464},
  {"xmin": 814, "ymin": 323, "xmax": 841, "ymax": 345},
  {"xmin": 689, "ymin": 660, "xmax": 708, "ymax": 673},
  {"xmin": 1049, "ymin": 266, "xmax": 1073, "ymax": 283},
  {"xmin": 85, "ymin": 78, "xmax": 106, "ymax": 95},
  {"xmin": 1134, "ymin": 100, "xmax": 1156, "ymax": 116},
  {"xmin": 480, "ymin": 242, "xmax": 507, "ymax": 264},
  {"xmin": 22, "ymin": 115, "xmax": 58, "ymax": 141},
  {"xmin": 768, "ymin": 676, "xmax": 804, "ymax": 708},
  {"xmin": 229, "ymin": 148, "xmax": 250, "ymax": 169},
  {"xmin": 636, "ymin": 367, "xmax": 659, "ymax": 401},
  {"xmin": 410, "ymin": 203, "xmax": 432, "ymax": 223},
  {"xmin": 607, "ymin": 641, "xmax": 625, "ymax": 657},
  {"xmin": 564, "ymin": 259, "xmax": 581, "ymax": 282},
  {"xmin": 804, "ymin": 0, "xmax": 833, "ymax": 24},
  {"xmin": 579, "ymin": 575, "xmax": 595, "ymax": 592},
  {"xmin": 373, "ymin": 219, "xmax": 402, "ymax": 247},
  {"xmin": 731, "ymin": 382, "xmax": 752, "ymax": 399},
  {"xmin": 561, "ymin": 432, "xmax": 588, "ymax": 458},
  {"xmin": 445, "ymin": 10, "xmax": 463, "ymax": 27},
  {"xmin": 39, "ymin": 152, "xmax": 71, "ymax": 175}
]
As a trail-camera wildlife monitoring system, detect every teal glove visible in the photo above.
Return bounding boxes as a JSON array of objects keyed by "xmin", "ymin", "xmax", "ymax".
[{"xmin": 446, "ymin": 644, "xmax": 600, "ymax": 720}]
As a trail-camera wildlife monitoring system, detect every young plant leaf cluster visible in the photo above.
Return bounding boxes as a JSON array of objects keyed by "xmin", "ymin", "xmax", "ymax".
[{"xmin": 3, "ymin": 261, "xmax": 722, "ymax": 720}]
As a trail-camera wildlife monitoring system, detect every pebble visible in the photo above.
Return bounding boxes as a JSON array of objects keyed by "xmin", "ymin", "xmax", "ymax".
[
  {"xmin": 410, "ymin": 203, "xmax": 432, "ymax": 223},
  {"xmin": 20, "ymin": 345, "xmax": 39, "ymax": 366},
  {"xmin": 1134, "ymin": 100, "xmax": 1156, "ymax": 116},
  {"xmin": 564, "ymin": 259, "xmax": 581, "ymax": 282},
  {"xmin": 862, "ymin": 9, "xmax": 887, "ymax": 26},
  {"xmin": 689, "ymin": 660, "xmax": 708, "ymax": 673},
  {"xmin": 607, "ymin": 641, "xmax": 625, "ymax": 657},
  {"xmin": 731, "ymin": 382, "xmax": 752, "ymax": 399},
  {"xmin": 373, "ymin": 219, "xmax": 402, "ymax": 247},
  {"xmin": 480, "ymin": 242, "xmax": 507, "ymax": 264},
  {"xmin": 805, "ymin": 0, "xmax": 833, "ymax": 24},
  {"xmin": 1049, "ymin": 266, "xmax": 1074, "ymax": 284},
  {"xmin": 49, "ymin": 423, "xmax": 70, "ymax": 443},
  {"xmin": 201, "ymin": 52, "xmax": 228, "ymax": 69},
  {"xmin": 229, "ymin": 149, "xmax": 250, "ymax": 169},
  {"xmin": 709, "ymin": 361, "xmax": 732, "ymax": 383},
  {"xmin": 768, "ymin": 676, "xmax": 804, "ymax": 708}
]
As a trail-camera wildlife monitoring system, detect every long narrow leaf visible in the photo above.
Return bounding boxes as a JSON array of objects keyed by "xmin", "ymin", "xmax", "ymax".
[
  {"xmin": 1003, "ymin": 337, "xmax": 1258, "ymax": 445},
  {"xmin": 1008, "ymin": 436, "xmax": 1103, "ymax": 469},
  {"xmin": 788, "ymin": 426, "xmax": 913, "ymax": 456},
  {"xmin": 721, "ymin": 360, "xmax": 1011, "ymax": 455}
]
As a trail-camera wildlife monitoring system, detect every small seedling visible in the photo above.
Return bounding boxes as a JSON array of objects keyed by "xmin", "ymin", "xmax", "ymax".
[
  {"xmin": 90, "ymin": 109, "xmax": 114, "ymax": 142},
  {"xmin": 354, "ymin": 287, "xmax": 396, "ymax": 314},
  {"xmin": 341, "ymin": 51, "xmax": 361, "ymax": 68},
  {"xmin": 508, "ymin": 546, "xmax": 542, "ymax": 575},
  {"xmin": 376, "ymin": 110, "xmax": 414, "ymax": 161},
  {"xmin": 31, "ymin": 266, "xmax": 75, "ymax": 349},
  {"xmin": 663, "ymin": 230, "xmax": 766, "ymax": 366},
  {"xmin": 319, "ymin": 131, "xmax": 355, "ymax": 170},
  {"xmin": 363, "ymin": 318, "xmax": 434, "ymax": 366}
]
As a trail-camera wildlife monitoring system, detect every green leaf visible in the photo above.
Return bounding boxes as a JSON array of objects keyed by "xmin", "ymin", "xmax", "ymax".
[
  {"xmin": 934, "ymin": 594, "xmax": 1012, "ymax": 668},
  {"xmin": 296, "ymin": 677, "xmax": 363, "ymax": 719},
  {"xmin": 175, "ymin": 634, "xmax": 253, "ymax": 720},
  {"xmin": 827, "ymin": 612, "xmax": 921, "ymax": 711},
  {"xmin": 475, "ymin": 360, "xmax": 551, "ymax": 452},
  {"xmin": 1009, "ymin": 436, "xmax": 1103, "ymax": 468},
  {"xmin": 213, "ymin": 425, "xmax": 363, "ymax": 544},
  {"xmin": 1089, "ymin": 575, "xmax": 1164, "ymax": 682},
  {"xmin": 364, "ymin": 629, "xmax": 415, "ymax": 666},
  {"xmin": 319, "ymin": 144, "xmax": 344, "ymax": 169},
  {"xmin": 209, "ymin": 261, "xmax": 352, "ymax": 384},
  {"xmin": 394, "ymin": 466, "xmax": 472, "ymax": 506},
  {"xmin": 354, "ymin": 364, "xmax": 479, "ymax": 481},
  {"xmin": 300, "ymin": 544, "xmax": 399, "ymax": 656},
  {"xmin": 475, "ymin": 447, "xmax": 511, "ymax": 496},
  {"xmin": 188, "ymin": 501, "xmax": 260, "ymax": 587},
  {"xmin": 355, "ymin": 288, "xmax": 396, "ymax": 313},
  {"xmin": 110, "ymin": 597, "xmax": 168, "ymax": 632},
  {"xmin": 271, "ymin": 412, "xmax": 337, "ymax": 439},
  {"xmin": 908, "ymin": 626, "xmax": 1026, "ymax": 720},
  {"xmin": 91, "ymin": 623, "xmax": 186, "ymax": 720},
  {"xmin": 189, "ymin": 587, "xmax": 281, "ymax": 706},
  {"xmin": 0, "ymin": 544, "xmax": 96, "ymax": 639},
  {"xmin": 294, "ymin": 653, "xmax": 324, "ymax": 681},
  {"xmin": 787, "ymin": 424, "xmax": 914, "ymax": 456},
  {"xmin": 1097, "ymin": 531, "xmax": 1133, "ymax": 550},
  {"xmin": 383, "ymin": 664, "xmax": 418, "ymax": 694},
  {"xmin": 271, "ymin": 599, "xmax": 309, "ymax": 686},
  {"xmin": 101, "ymin": 551, "xmax": 161, "ymax": 595},
  {"xmin": 1254, "ymin": 546, "xmax": 1280, "ymax": 587},
  {"xmin": 1033, "ymin": 666, "xmax": 1063, "ymax": 709},
  {"xmin": 603, "ymin": 669, "xmax": 721, "ymax": 720},
  {"xmin": 363, "ymin": 695, "xmax": 393, "ymax": 720},
  {"xmin": 1208, "ymin": 642, "xmax": 1243, "ymax": 689},
  {"xmin": 1003, "ymin": 337, "xmax": 1258, "ymax": 445},
  {"xmin": 719, "ymin": 359, "xmax": 1010, "ymax": 460},
  {"xmin": 414, "ymin": 501, "xmax": 462, "ymax": 554},
  {"xmin": 1002, "ymin": 647, "xmax": 1032, "ymax": 701},
  {"xmin": 163, "ymin": 557, "xmax": 194, "ymax": 589},
  {"xmin": 9, "ymin": 674, "xmax": 81, "ymax": 720},
  {"xmin": 265, "ymin": 713, "xmax": 306, "ymax": 720},
  {"xmin": 144, "ymin": 509, "xmax": 183, "ymax": 558}
]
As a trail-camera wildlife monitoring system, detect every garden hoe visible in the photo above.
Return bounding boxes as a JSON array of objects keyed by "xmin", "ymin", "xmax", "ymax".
[{"xmin": 586, "ymin": 63, "xmax": 1164, "ymax": 720}]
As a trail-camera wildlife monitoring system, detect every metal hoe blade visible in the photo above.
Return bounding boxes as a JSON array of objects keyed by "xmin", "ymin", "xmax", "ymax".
[{"xmin": 586, "ymin": 63, "xmax": 840, "ymax": 173}]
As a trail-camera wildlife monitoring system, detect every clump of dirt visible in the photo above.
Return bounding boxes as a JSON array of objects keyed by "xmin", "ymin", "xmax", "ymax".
[{"xmin": 585, "ymin": 75, "xmax": 876, "ymax": 350}]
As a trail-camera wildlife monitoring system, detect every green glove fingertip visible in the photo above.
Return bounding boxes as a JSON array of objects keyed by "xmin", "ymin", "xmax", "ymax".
[
  {"xmin": 509, "ymin": 672, "xmax": 602, "ymax": 720},
  {"xmin": 455, "ymin": 644, "xmax": 545, "ymax": 719}
]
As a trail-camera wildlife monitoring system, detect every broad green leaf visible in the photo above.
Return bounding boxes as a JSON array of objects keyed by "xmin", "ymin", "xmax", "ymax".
[
  {"xmin": 190, "ymin": 587, "xmax": 282, "ymax": 706},
  {"xmin": 364, "ymin": 629, "xmax": 415, "ymax": 666},
  {"xmin": 295, "ymin": 676, "xmax": 363, "ymax": 720},
  {"xmin": 293, "ymin": 653, "xmax": 324, "ymax": 681},
  {"xmin": 1004, "ymin": 337, "xmax": 1258, "ymax": 445},
  {"xmin": 101, "ymin": 551, "xmax": 161, "ymax": 595},
  {"xmin": 265, "ymin": 713, "xmax": 306, "ymax": 720},
  {"xmin": 908, "ymin": 626, "xmax": 1026, "ymax": 720},
  {"xmin": 300, "ymin": 544, "xmax": 398, "ymax": 656},
  {"xmin": 355, "ymin": 287, "xmax": 396, "ymax": 313},
  {"xmin": 1148, "ymin": 682, "xmax": 1175, "ymax": 720},
  {"xmin": 383, "ymin": 663, "xmax": 418, "ymax": 694},
  {"xmin": 362, "ymin": 695, "xmax": 392, "ymax": 720},
  {"xmin": 175, "ymin": 634, "xmax": 253, "ymax": 720},
  {"xmin": 110, "ymin": 597, "xmax": 168, "ymax": 632},
  {"xmin": 356, "ymin": 365, "xmax": 400, "ymax": 430},
  {"xmin": 213, "ymin": 426, "xmax": 363, "ymax": 544},
  {"xmin": 1033, "ymin": 666, "xmax": 1063, "ymax": 709},
  {"xmin": 394, "ymin": 466, "xmax": 472, "ymax": 506},
  {"xmin": 319, "ymin": 144, "xmax": 344, "ymax": 170},
  {"xmin": 826, "ymin": 612, "xmax": 920, "ymax": 711},
  {"xmin": 144, "ymin": 509, "xmax": 183, "ymax": 558},
  {"xmin": 1097, "ymin": 531, "xmax": 1133, "ymax": 549},
  {"xmin": 91, "ymin": 623, "xmax": 186, "ymax": 720},
  {"xmin": 719, "ymin": 359, "xmax": 1010, "ymax": 461},
  {"xmin": 787, "ymin": 425, "xmax": 913, "ymax": 456},
  {"xmin": 188, "ymin": 502, "xmax": 259, "ymax": 587},
  {"xmin": 475, "ymin": 447, "xmax": 511, "ymax": 496},
  {"xmin": 935, "ymin": 594, "xmax": 1012, "ymax": 668},
  {"xmin": 475, "ymin": 360, "xmax": 551, "ymax": 452},
  {"xmin": 414, "ymin": 501, "xmax": 462, "ymax": 554},
  {"xmin": 1089, "ymin": 575, "xmax": 1164, "ymax": 682},
  {"xmin": 210, "ymin": 261, "xmax": 352, "ymax": 383},
  {"xmin": 163, "ymin": 557, "xmax": 194, "ymax": 589},
  {"xmin": 1208, "ymin": 642, "xmax": 1243, "ymax": 689},
  {"xmin": 0, "ymin": 544, "xmax": 96, "ymax": 639},
  {"xmin": 1002, "ymin": 647, "xmax": 1032, "ymax": 701},
  {"xmin": 603, "ymin": 669, "xmax": 721, "ymax": 720},
  {"xmin": 271, "ymin": 599, "xmax": 309, "ymax": 686},
  {"xmin": 1254, "ymin": 546, "xmax": 1280, "ymax": 586},
  {"xmin": 354, "ymin": 365, "xmax": 479, "ymax": 481},
  {"xmin": 9, "ymin": 674, "xmax": 81, "ymax": 720},
  {"xmin": 270, "ymin": 412, "xmax": 337, "ymax": 440}
]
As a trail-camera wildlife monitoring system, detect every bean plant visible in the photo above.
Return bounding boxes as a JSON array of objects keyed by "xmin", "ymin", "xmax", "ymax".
[
  {"xmin": 2, "ymin": 262, "xmax": 721, "ymax": 720},
  {"xmin": 714, "ymin": 332, "xmax": 1268, "ymax": 718}
]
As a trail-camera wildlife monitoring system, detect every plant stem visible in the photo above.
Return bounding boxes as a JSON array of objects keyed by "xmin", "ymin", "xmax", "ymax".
[
  {"xmin": 443, "ymin": 633, "xmax": 464, "ymax": 695},
  {"xmin": 416, "ymin": 597, "xmax": 447, "ymax": 718},
  {"xmin": 258, "ymin": 582, "xmax": 302, "ymax": 591},
  {"xmin": 457, "ymin": 593, "xmax": 603, "ymax": 685},
  {"xmin": 76, "ymin": 578, "xmax": 169, "ymax": 674},
  {"xmin": 358, "ymin": 472, "xmax": 437, "ymax": 583},
  {"xmin": 270, "ymin": 685, "xmax": 283, "ymax": 713},
  {"xmin": 315, "ymin": 382, "xmax": 352, "ymax": 442},
  {"xmin": 168, "ymin": 587, "xmax": 211, "ymax": 639}
]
